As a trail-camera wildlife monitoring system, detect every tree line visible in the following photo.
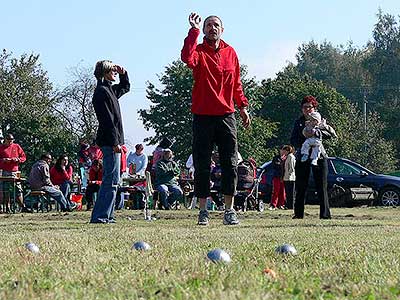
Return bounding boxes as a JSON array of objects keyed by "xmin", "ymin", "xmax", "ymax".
[{"xmin": 1, "ymin": 10, "xmax": 399, "ymax": 174}]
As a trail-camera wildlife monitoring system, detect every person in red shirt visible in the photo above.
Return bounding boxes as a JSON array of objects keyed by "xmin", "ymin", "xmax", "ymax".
[
  {"xmin": 50, "ymin": 155, "xmax": 74, "ymax": 201},
  {"xmin": 181, "ymin": 13, "xmax": 251, "ymax": 226},
  {"xmin": 85, "ymin": 159, "xmax": 102, "ymax": 210},
  {"xmin": 0, "ymin": 133, "xmax": 30, "ymax": 213},
  {"xmin": 88, "ymin": 140, "xmax": 103, "ymax": 162}
]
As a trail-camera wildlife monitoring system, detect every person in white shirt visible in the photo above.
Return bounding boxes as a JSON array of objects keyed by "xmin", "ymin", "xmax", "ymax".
[
  {"xmin": 126, "ymin": 144, "xmax": 148, "ymax": 176},
  {"xmin": 283, "ymin": 145, "xmax": 296, "ymax": 209}
]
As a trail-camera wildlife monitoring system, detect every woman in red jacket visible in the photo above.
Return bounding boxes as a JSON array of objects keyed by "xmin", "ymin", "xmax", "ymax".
[{"xmin": 50, "ymin": 155, "xmax": 74, "ymax": 201}]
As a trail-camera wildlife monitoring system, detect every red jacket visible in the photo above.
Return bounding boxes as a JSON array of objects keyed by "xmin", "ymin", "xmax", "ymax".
[
  {"xmin": 120, "ymin": 145, "xmax": 128, "ymax": 173},
  {"xmin": 181, "ymin": 28, "xmax": 248, "ymax": 116},
  {"xmin": 88, "ymin": 145, "xmax": 103, "ymax": 161},
  {"xmin": 88, "ymin": 165, "xmax": 102, "ymax": 185},
  {"xmin": 50, "ymin": 165, "xmax": 73, "ymax": 185},
  {"xmin": 0, "ymin": 143, "xmax": 26, "ymax": 172}
]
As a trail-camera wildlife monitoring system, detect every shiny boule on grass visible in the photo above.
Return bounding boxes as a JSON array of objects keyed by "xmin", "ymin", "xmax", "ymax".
[
  {"xmin": 132, "ymin": 241, "xmax": 151, "ymax": 251},
  {"xmin": 207, "ymin": 248, "xmax": 231, "ymax": 263},
  {"xmin": 25, "ymin": 242, "xmax": 40, "ymax": 254},
  {"xmin": 275, "ymin": 244, "xmax": 297, "ymax": 255}
]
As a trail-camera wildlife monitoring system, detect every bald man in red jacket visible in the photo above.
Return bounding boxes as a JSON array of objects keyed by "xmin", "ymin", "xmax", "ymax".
[{"xmin": 181, "ymin": 13, "xmax": 251, "ymax": 226}]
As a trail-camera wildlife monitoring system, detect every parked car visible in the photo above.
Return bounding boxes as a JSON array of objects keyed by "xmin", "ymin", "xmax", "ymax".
[{"xmin": 258, "ymin": 157, "xmax": 400, "ymax": 207}]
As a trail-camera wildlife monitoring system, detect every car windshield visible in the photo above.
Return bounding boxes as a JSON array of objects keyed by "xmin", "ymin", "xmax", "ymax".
[{"xmin": 331, "ymin": 160, "xmax": 371, "ymax": 176}]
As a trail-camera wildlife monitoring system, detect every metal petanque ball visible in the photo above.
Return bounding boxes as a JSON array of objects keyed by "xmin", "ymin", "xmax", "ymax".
[
  {"xmin": 25, "ymin": 242, "xmax": 40, "ymax": 254},
  {"xmin": 132, "ymin": 241, "xmax": 151, "ymax": 251},
  {"xmin": 275, "ymin": 244, "xmax": 297, "ymax": 255},
  {"xmin": 207, "ymin": 248, "xmax": 231, "ymax": 263}
]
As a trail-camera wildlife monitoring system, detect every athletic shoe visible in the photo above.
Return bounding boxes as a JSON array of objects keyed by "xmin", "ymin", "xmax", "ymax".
[
  {"xmin": 223, "ymin": 209, "xmax": 239, "ymax": 225},
  {"xmin": 197, "ymin": 210, "xmax": 209, "ymax": 225},
  {"xmin": 268, "ymin": 205, "xmax": 276, "ymax": 211}
]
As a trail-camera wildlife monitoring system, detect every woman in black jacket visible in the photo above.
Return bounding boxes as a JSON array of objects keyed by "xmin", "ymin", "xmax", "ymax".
[
  {"xmin": 290, "ymin": 96, "xmax": 334, "ymax": 219},
  {"xmin": 90, "ymin": 60, "xmax": 130, "ymax": 224}
]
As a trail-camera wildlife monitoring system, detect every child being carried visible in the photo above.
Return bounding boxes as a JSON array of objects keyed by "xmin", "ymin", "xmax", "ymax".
[{"xmin": 301, "ymin": 111, "xmax": 337, "ymax": 166}]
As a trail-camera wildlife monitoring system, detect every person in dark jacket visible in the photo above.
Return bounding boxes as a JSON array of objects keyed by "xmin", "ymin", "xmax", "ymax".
[
  {"xmin": 90, "ymin": 60, "xmax": 130, "ymax": 224},
  {"xmin": 181, "ymin": 13, "xmax": 251, "ymax": 226},
  {"xmin": 269, "ymin": 147, "xmax": 287, "ymax": 210},
  {"xmin": 290, "ymin": 96, "xmax": 334, "ymax": 219},
  {"xmin": 28, "ymin": 153, "xmax": 75, "ymax": 212}
]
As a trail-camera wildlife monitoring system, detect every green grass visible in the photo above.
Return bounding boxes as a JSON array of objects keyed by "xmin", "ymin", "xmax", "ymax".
[{"xmin": 0, "ymin": 207, "xmax": 399, "ymax": 300}]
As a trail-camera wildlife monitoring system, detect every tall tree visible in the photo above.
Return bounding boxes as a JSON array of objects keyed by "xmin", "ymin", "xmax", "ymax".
[
  {"xmin": 0, "ymin": 50, "xmax": 77, "ymax": 174},
  {"xmin": 364, "ymin": 10, "xmax": 400, "ymax": 158},
  {"xmin": 56, "ymin": 64, "xmax": 98, "ymax": 142}
]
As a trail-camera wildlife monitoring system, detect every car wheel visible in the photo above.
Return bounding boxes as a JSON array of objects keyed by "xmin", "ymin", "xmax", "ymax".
[{"xmin": 378, "ymin": 187, "xmax": 400, "ymax": 206}]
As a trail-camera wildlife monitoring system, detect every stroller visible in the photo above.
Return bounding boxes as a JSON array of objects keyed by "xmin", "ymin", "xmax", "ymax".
[{"xmin": 234, "ymin": 160, "xmax": 265, "ymax": 212}]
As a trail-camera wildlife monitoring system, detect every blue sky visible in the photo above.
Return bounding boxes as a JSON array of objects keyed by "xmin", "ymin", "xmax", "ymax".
[{"xmin": 2, "ymin": 0, "xmax": 399, "ymax": 154}]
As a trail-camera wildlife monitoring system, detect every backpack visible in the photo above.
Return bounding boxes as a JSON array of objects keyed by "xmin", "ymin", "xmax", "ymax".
[{"xmin": 237, "ymin": 160, "xmax": 255, "ymax": 190}]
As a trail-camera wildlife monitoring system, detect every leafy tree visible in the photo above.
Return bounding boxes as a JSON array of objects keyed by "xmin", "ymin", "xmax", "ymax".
[
  {"xmin": 364, "ymin": 10, "xmax": 400, "ymax": 158},
  {"xmin": 0, "ymin": 50, "xmax": 77, "ymax": 174},
  {"xmin": 139, "ymin": 60, "xmax": 193, "ymax": 163},
  {"xmin": 335, "ymin": 106, "xmax": 397, "ymax": 173},
  {"xmin": 296, "ymin": 41, "xmax": 370, "ymax": 108}
]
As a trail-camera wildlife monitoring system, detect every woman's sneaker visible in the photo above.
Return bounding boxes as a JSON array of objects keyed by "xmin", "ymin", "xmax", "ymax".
[
  {"xmin": 197, "ymin": 210, "xmax": 209, "ymax": 225},
  {"xmin": 223, "ymin": 209, "xmax": 239, "ymax": 225}
]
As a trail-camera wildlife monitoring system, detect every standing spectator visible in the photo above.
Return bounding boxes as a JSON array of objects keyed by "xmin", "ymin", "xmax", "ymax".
[
  {"xmin": 78, "ymin": 140, "xmax": 91, "ymax": 188},
  {"xmin": 0, "ymin": 133, "xmax": 30, "ymax": 213},
  {"xmin": 29, "ymin": 154, "xmax": 76, "ymax": 212},
  {"xmin": 290, "ymin": 96, "xmax": 335, "ymax": 219},
  {"xmin": 181, "ymin": 13, "xmax": 250, "ymax": 225},
  {"xmin": 283, "ymin": 145, "xmax": 296, "ymax": 209},
  {"xmin": 90, "ymin": 60, "xmax": 130, "ymax": 224},
  {"xmin": 85, "ymin": 159, "xmax": 102, "ymax": 210},
  {"xmin": 269, "ymin": 147, "xmax": 286, "ymax": 210},
  {"xmin": 155, "ymin": 149, "xmax": 183, "ymax": 209},
  {"xmin": 50, "ymin": 155, "xmax": 74, "ymax": 201},
  {"xmin": 127, "ymin": 144, "xmax": 148, "ymax": 176},
  {"xmin": 88, "ymin": 140, "xmax": 103, "ymax": 162}
]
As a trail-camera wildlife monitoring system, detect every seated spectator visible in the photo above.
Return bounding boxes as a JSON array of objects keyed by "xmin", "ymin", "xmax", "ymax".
[
  {"xmin": 85, "ymin": 159, "xmax": 102, "ymax": 210},
  {"xmin": 155, "ymin": 149, "xmax": 183, "ymax": 209},
  {"xmin": 29, "ymin": 153, "xmax": 76, "ymax": 212},
  {"xmin": 50, "ymin": 155, "xmax": 74, "ymax": 201},
  {"xmin": 152, "ymin": 137, "xmax": 173, "ymax": 170},
  {"xmin": 127, "ymin": 144, "xmax": 148, "ymax": 176}
]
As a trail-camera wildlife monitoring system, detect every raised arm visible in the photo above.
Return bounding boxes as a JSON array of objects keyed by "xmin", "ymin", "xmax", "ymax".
[
  {"xmin": 181, "ymin": 13, "xmax": 201, "ymax": 68},
  {"xmin": 112, "ymin": 65, "xmax": 130, "ymax": 99}
]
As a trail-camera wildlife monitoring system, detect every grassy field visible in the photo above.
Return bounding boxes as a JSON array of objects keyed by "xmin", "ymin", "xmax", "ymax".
[{"xmin": 0, "ymin": 206, "xmax": 399, "ymax": 300}]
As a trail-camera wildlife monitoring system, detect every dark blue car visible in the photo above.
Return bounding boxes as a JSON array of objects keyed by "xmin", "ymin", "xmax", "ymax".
[{"xmin": 258, "ymin": 157, "xmax": 400, "ymax": 207}]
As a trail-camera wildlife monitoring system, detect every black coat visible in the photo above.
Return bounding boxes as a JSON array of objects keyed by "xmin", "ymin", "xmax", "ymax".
[{"xmin": 93, "ymin": 73, "xmax": 130, "ymax": 147}]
